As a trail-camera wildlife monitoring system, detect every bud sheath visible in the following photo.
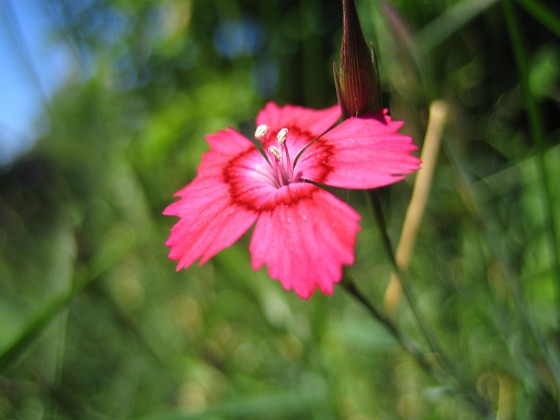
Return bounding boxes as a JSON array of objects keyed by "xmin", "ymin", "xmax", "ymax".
[{"xmin": 335, "ymin": 0, "xmax": 381, "ymax": 117}]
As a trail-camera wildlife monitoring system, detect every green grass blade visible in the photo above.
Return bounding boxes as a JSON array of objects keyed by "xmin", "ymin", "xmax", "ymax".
[
  {"xmin": 516, "ymin": 0, "xmax": 560, "ymax": 39},
  {"xmin": 0, "ymin": 229, "xmax": 149, "ymax": 373},
  {"xmin": 503, "ymin": 0, "xmax": 560, "ymax": 377},
  {"xmin": 134, "ymin": 385, "xmax": 329, "ymax": 420},
  {"xmin": 417, "ymin": 0, "xmax": 500, "ymax": 52}
]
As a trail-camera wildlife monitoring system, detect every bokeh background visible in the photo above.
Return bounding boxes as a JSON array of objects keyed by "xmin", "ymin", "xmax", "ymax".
[{"xmin": 1, "ymin": 0, "xmax": 559, "ymax": 418}]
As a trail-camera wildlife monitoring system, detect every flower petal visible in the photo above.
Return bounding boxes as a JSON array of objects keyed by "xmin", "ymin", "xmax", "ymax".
[
  {"xmin": 164, "ymin": 178, "xmax": 258, "ymax": 269},
  {"xmin": 300, "ymin": 109, "xmax": 420, "ymax": 189},
  {"xmin": 257, "ymin": 102, "xmax": 341, "ymax": 135},
  {"xmin": 249, "ymin": 184, "xmax": 360, "ymax": 299},
  {"xmin": 164, "ymin": 128, "xmax": 259, "ymax": 270},
  {"xmin": 256, "ymin": 102, "xmax": 341, "ymax": 152},
  {"xmin": 193, "ymin": 128, "xmax": 255, "ymax": 181}
]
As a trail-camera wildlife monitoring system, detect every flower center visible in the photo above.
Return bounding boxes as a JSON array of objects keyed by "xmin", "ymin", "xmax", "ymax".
[{"xmin": 255, "ymin": 124, "xmax": 302, "ymax": 188}]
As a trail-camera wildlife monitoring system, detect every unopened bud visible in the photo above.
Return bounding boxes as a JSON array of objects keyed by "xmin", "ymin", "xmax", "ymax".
[{"xmin": 334, "ymin": 0, "xmax": 381, "ymax": 118}]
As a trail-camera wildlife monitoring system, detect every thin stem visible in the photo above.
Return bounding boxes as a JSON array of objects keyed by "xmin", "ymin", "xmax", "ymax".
[
  {"xmin": 384, "ymin": 100, "xmax": 447, "ymax": 314},
  {"xmin": 368, "ymin": 191, "xmax": 438, "ymax": 353},
  {"xmin": 503, "ymin": 0, "xmax": 560, "ymax": 332},
  {"xmin": 367, "ymin": 189, "xmax": 493, "ymax": 417},
  {"xmin": 515, "ymin": 0, "xmax": 560, "ymax": 39},
  {"xmin": 342, "ymin": 277, "xmax": 435, "ymax": 375},
  {"xmin": 444, "ymin": 131, "xmax": 560, "ymax": 392}
]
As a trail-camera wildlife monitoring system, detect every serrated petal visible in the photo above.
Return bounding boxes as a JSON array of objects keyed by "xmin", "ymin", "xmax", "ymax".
[
  {"xmin": 300, "ymin": 110, "xmax": 420, "ymax": 189},
  {"xmin": 249, "ymin": 183, "xmax": 360, "ymax": 299}
]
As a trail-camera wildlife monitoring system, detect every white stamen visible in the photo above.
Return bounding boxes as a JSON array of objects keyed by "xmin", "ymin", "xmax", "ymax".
[
  {"xmin": 268, "ymin": 146, "xmax": 282, "ymax": 160},
  {"xmin": 277, "ymin": 128, "xmax": 289, "ymax": 145},
  {"xmin": 255, "ymin": 124, "xmax": 269, "ymax": 139}
]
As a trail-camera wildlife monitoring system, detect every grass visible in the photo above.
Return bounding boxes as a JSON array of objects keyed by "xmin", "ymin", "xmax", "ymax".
[{"xmin": 0, "ymin": 0, "xmax": 559, "ymax": 418}]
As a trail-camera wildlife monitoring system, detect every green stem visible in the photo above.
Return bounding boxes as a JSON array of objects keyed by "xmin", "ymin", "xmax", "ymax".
[
  {"xmin": 515, "ymin": 0, "xmax": 560, "ymax": 39},
  {"xmin": 503, "ymin": 0, "xmax": 560, "ymax": 331},
  {"xmin": 368, "ymin": 191, "xmax": 439, "ymax": 353},
  {"xmin": 341, "ymin": 277, "xmax": 434, "ymax": 375},
  {"xmin": 503, "ymin": 1, "xmax": 560, "ymax": 398},
  {"xmin": 366, "ymin": 190, "xmax": 492, "ymax": 417},
  {"xmin": 444, "ymin": 138, "xmax": 560, "ymax": 394}
]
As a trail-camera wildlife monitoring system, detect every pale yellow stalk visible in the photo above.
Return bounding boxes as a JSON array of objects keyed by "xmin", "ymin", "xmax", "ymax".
[{"xmin": 384, "ymin": 100, "xmax": 448, "ymax": 314}]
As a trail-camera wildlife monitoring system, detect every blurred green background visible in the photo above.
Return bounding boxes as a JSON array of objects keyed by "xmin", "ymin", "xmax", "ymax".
[{"xmin": 1, "ymin": 0, "xmax": 559, "ymax": 418}]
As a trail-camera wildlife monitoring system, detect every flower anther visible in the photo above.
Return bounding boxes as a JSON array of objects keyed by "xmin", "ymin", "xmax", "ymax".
[
  {"xmin": 255, "ymin": 124, "xmax": 269, "ymax": 139},
  {"xmin": 277, "ymin": 127, "xmax": 289, "ymax": 145}
]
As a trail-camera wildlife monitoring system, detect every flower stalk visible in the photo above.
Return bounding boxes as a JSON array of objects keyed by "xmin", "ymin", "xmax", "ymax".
[
  {"xmin": 341, "ymin": 277, "xmax": 434, "ymax": 375},
  {"xmin": 384, "ymin": 100, "xmax": 447, "ymax": 314},
  {"xmin": 334, "ymin": 1, "xmax": 492, "ymax": 416}
]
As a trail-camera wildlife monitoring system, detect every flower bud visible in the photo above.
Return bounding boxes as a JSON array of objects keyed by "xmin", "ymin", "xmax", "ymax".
[{"xmin": 334, "ymin": 0, "xmax": 381, "ymax": 117}]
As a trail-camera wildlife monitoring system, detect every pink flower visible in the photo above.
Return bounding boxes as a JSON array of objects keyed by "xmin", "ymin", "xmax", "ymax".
[{"xmin": 164, "ymin": 102, "xmax": 419, "ymax": 299}]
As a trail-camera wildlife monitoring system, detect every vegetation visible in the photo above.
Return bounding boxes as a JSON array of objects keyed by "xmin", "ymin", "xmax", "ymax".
[{"xmin": 1, "ymin": 0, "xmax": 559, "ymax": 418}]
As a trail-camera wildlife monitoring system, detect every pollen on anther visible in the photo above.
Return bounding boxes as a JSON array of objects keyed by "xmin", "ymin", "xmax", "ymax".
[
  {"xmin": 255, "ymin": 124, "xmax": 269, "ymax": 139},
  {"xmin": 268, "ymin": 146, "xmax": 282, "ymax": 160},
  {"xmin": 277, "ymin": 128, "xmax": 288, "ymax": 145}
]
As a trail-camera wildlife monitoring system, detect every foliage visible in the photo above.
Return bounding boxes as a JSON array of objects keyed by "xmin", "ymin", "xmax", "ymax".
[{"xmin": 0, "ymin": 0, "xmax": 559, "ymax": 418}]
